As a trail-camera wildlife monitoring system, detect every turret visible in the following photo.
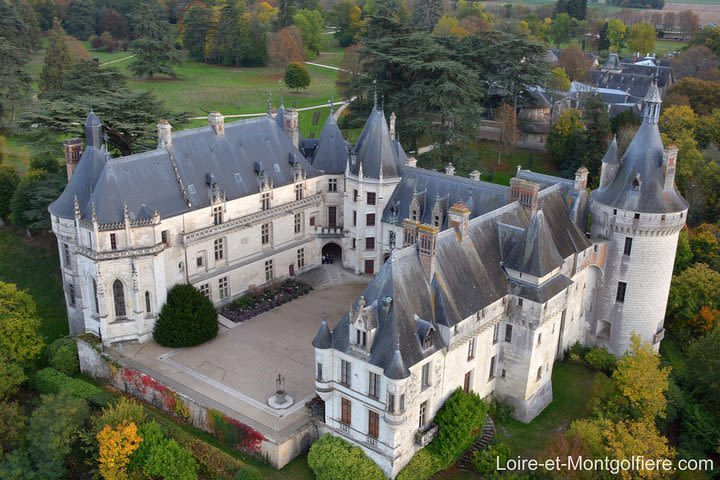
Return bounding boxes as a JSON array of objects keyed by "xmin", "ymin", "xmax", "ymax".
[{"xmin": 598, "ymin": 136, "xmax": 619, "ymax": 189}]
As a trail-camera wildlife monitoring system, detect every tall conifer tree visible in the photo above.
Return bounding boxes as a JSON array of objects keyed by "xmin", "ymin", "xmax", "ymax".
[{"xmin": 39, "ymin": 19, "xmax": 72, "ymax": 93}]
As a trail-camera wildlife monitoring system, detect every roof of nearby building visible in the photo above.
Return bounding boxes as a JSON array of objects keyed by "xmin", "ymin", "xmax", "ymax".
[
  {"xmin": 310, "ymin": 111, "xmax": 350, "ymax": 174},
  {"xmin": 50, "ymin": 114, "xmax": 322, "ymax": 224},
  {"xmin": 350, "ymin": 106, "xmax": 404, "ymax": 178},
  {"xmin": 328, "ymin": 186, "xmax": 590, "ymax": 375}
]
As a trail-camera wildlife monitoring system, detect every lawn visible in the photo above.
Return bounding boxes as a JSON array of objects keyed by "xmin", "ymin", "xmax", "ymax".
[
  {"xmin": 418, "ymin": 140, "xmax": 560, "ymax": 187},
  {"xmin": 495, "ymin": 362, "xmax": 596, "ymax": 459},
  {"xmin": 5, "ymin": 135, "xmax": 32, "ymax": 174},
  {"xmin": 0, "ymin": 228, "xmax": 67, "ymax": 341}
]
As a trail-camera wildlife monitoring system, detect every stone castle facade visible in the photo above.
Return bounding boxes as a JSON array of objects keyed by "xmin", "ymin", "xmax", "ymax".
[{"xmin": 51, "ymin": 84, "xmax": 686, "ymax": 478}]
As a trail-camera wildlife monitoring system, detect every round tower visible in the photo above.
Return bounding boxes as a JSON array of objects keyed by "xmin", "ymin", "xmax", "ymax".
[{"xmin": 589, "ymin": 82, "xmax": 688, "ymax": 355}]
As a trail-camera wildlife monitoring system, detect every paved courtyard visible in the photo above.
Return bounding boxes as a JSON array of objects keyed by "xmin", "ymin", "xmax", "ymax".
[{"xmin": 110, "ymin": 270, "xmax": 366, "ymax": 441}]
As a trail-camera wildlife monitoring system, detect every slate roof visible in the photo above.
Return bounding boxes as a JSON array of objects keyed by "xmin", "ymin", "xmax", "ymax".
[
  {"xmin": 590, "ymin": 70, "xmax": 655, "ymax": 100},
  {"xmin": 350, "ymin": 106, "xmax": 404, "ymax": 178},
  {"xmin": 310, "ymin": 112, "xmax": 350, "ymax": 174},
  {"xmin": 329, "ymin": 187, "xmax": 590, "ymax": 374},
  {"xmin": 50, "ymin": 114, "xmax": 321, "ymax": 224},
  {"xmin": 312, "ymin": 316, "xmax": 333, "ymax": 349},
  {"xmin": 501, "ymin": 210, "xmax": 564, "ymax": 277},
  {"xmin": 592, "ymin": 101, "xmax": 688, "ymax": 214},
  {"xmin": 382, "ymin": 167, "xmax": 509, "ymax": 228},
  {"xmin": 601, "ymin": 136, "xmax": 619, "ymax": 165}
]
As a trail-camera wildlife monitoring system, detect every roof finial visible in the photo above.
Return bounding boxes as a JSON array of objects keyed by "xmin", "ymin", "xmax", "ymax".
[
  {"xmin": 381, "ymin": 95, "xmax": 385, "ymax": 111},
  {"xmin": 395, "ymin": 331, "xmax": 401, "ymax": 351},
  {"xmin": 329, "ymin": 95, "xmax": 334, "ymax": 115},
  {"xmin": 373, "ymin": 80, "xmax": 378, "ymax": 109},
  {"xmin": 322, "ymin": 307, "xmax": 327, "ymax": 323},
  {"xmin": 267, "ymin": 90, "xmax": 273, "ymax": 115}
]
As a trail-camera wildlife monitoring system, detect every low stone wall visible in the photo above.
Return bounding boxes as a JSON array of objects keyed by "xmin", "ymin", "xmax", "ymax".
[{"xmin": 76, "ymin": 337, "xmax": 317, "ymax": 468}]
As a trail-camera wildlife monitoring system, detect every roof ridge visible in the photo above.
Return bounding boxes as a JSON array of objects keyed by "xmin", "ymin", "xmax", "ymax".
[{"xmin": 400, "ymin": 166, "xmax": 508, "ymax": 192}]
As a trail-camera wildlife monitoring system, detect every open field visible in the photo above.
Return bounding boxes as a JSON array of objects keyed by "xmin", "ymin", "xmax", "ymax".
[{"xmin": 660, "ymin": 2, "xmax": 720, "ymax": 23}]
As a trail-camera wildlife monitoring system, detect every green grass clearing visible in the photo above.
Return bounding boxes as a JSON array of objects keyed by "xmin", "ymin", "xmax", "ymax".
[
  {"xmin": 495, "ymin": 362, "xmax": 596, "ymax": 459},
  {"xmin": 5, "ymin": 136, "xmax": 32, "ymax": 174},
  {"xmin": 0, "ymin": 228, "xmax": 67, "ymax": 342}
]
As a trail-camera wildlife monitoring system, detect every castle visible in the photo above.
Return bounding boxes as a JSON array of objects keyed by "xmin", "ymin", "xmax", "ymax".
[{"xmin": 50, "ymin": 83, "xmax": 686, "ymax": 478}]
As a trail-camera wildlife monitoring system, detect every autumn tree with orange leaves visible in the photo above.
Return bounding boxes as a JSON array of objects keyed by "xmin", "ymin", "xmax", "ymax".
[{"xmin": 97, "ymin": 421, "xmax": 142, "ymax": 480}]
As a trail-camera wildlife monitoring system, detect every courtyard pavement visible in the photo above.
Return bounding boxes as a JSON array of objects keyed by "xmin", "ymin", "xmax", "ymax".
[{"xmin": 109, "ymin": 266, "xmax": 368, "ymax": 441}]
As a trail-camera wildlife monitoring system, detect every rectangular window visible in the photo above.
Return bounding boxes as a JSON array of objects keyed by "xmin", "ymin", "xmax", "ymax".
[
  {"xmin": 265, "ymin": 259, "xmax": 274, "ymax": 282},
  {"xmin": 399, "ymin": 394, "xmax": 405, "ymax": 412},
  {"xmin": 464, "ymin": 371, "xmax": 472, "ymax": 393},
  {"xmin": 367, "ymin": 192, "xmax": 376, "ymax": 205},
  {"xmin": 489, "ymin": 355, "xmax": 496, "ymax": 380},
  {"xmin": 364, "ymin": 259, "xmax": 374, "ymax": 274},
  {"xmin": 353, "ymin": 189, "xmax": 358, "ymax": 202},
  {"xmin": 356, "ymin": 329, "xmax": 367, "ymax": 347},
  {"xmin": 518, "ymin": 298, "xmax": 524, "ymax": 307},
  {"xmin": 196, "ymin": 256, "xmax": 204, "ymax": 267},
  {"xmin": 261, "ymin": 223, "xmax": 270, "ymax": 245},
  {"xmin": 368, "ymin": 410, "xmax": 379, "ymax": 438},
  {"xmin": 261, "ymin": 192, "xmax": 271, "ymax": 210},
  {"xmin": 297, "ymin": 248, "xmax": 305, "ymax": 268},
  {"xmin": 421, "ymin": 363, "xmax": 431, "ymax": 389},
  {"xmin": 538, "ymin": 333, "xmax": 542, "ymax": 345},
  {"xmin": 68, "ymin": 283, "xmax": 75, "ymax": 306},
  {"xmin": 623, "ymin": 237, "xmax": 633, "ymax": 256},
  {"xmin": 199, "ymin": 283, "xmax": 210, "ymax": 298},
  {"xmin": 387, "ymin": 393, "xmax": 395, "ymax": 413},
  {"xmin": 161, "ymin": 230, "xmax": 168, "ymax": 245},
  {"xmin": 341, "ymin": 397, "xmax": 351, "ymax": 425},
  {"xmin": 63, "ymin": 243, "xmax": 71, "ymax": 267},
  {"xmin": 505, "ymin": 324, "xmax": 513, "ymax": 343},
  {"xmin": 353, "ymin": 210, "xmax": 357, "ymax": 226},
  {"xmin": 317, "ymin": 363, "xmax": 323, "ymax": 381},
  {"xmin": 294, "ymin": 213, "xmax": 302, "ymax": 234},
  {"xmin": 634, "ymin": 213, "xmax": 640, "ymax": 220},
  {"xmin": 214, "ymin": 238, "xmax": 224, "ymax": 260},
  {"xmin": 616, "ymin": 282, "xmax": 627, "ymax": 303},
  {"xmin": 389, "ymin": 231, "xmax": 396, "ymax": 248},
  {"xmin": 310, "ymin": 215, "xmax": 316, "ymax": 227},
  {"xmin": 493, "ymin": 323, "xmax": 499, "ymax": 344},
  {"xmin": 110, "ymin": 233, "xmax": 117, "ymax": 250},
  {"xmin": 419, "ymin": 401, "xmax": 428, "ymax": 429},
  {"xmin": 537, "ymin": 366, "xmax": 542, "ymax": 381},
  {"xmin": 467, "ymin": 337, "xmax": 476, "ymax": 360},
  {"xmin": 328, "ymin": 178, "xmax": 337, "ymax": 192},
  {"xmin": 366, "ymin": 237, "xmax": 375, "ymax": 250},
  {"xmin": 295, "ymin": 183, "xmax": 304, "ymax": 200},
  {"xmin": 341, "ymin": 360, "xmax": 351, "ymax": 386},
  {"xmin": 213, "ymin": 205, "xmax": 223, "ymax": 225},
  {"xmin": 368, "ymin": 372, "xmax": 380, "ymax": 399},
  {"xmin": 328, "ymin": 206, "xmax": 337, "ymax": 228},
  {"xmin": 218, "ymin": 276, "xmax": 229, "ymax": 300},
  {"xmin": 366, "ymin": 213, "xmax": 376, "ymax": 226},
  {"xmin": 352, "ymin": 238, "xmax": 357, "ymax": 249}
]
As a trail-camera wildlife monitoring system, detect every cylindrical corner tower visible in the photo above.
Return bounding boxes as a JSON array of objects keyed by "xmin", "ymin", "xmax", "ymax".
[{"xmin": 589, "ymin": 82, "xmax": 689, "ymax": 356}]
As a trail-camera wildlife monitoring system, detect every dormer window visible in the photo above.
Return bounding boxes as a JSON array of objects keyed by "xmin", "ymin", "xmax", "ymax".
[
  {"xmin": 632, "ymin": 174, "xmax": 641, "ymax": 191},
  {"xmin": 411, "ymin": 209, "xmax": 418, "ymax": 221},
  {"xmin": 356, "ymin": 329, "xmax": 367, "ymax": 347},
  {"xmin": 423, "ymin": 327, "xmax": 435, "ymax": 349}
]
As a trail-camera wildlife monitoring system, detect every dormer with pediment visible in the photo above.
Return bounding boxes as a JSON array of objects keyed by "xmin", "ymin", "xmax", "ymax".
[{"xmin": 348, "ymin": 295, "xmax": 378, "ymax": 356}]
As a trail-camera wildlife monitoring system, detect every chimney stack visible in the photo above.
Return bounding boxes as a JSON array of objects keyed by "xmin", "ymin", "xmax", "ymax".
[
  {"xmin": 448, "ymin": 202, "xmax": 471, "ymax": 242},
  {"xmin": 445, "ymin": 163, "xmax": 455, "ymax": 176},
  {"xmin": 208, "ymin": 112, "xmax": 225, "ymax": 136},
  {"xmin": 574, "ymin": 167, "xmax": 588, "ymax": 194},
  {"xmin": 405, "ymin": 153, "xmax": 417, "ymax": 168},
  {"xmin": 417, "ymin": 224, "xmax": 439, "ymax": 280},
  {"xmin": 64, "ymin": 138, "xmax": 84, "ymax": 180},
  {"xmin": 508, "ymin": 178, "xmax": 540, "ymax": 218},
  {"xmin": 389, "ymin": 112, "xmax": 396, "ymax": 140},
  {"xmin": 469, "ymin": 170, "xmax": 481, "ymax": 181},
  {"xmin": 663, "ymin": 144, "xmax": 678, "ymax": 190},
  {"xmin": 157, "ymin": 120, "xmax": 172, "ymax": 149},
  {"xmin": 284, "ymin": 108, "xmax": 300, "ymax": 150}
]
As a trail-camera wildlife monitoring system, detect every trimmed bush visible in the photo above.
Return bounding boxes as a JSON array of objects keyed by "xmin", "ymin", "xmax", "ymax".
[
  {"xmin": 32, "ymin": 367, "xmax": 111, "ymax": 405},
  {"xmin": 473, "ymin": 442, "xmax": 510, "ymax": 475},
  {"xmin": 584, "ymin": 346, "xmax": 617, "ymax": 375},
  {"xmin": 307, "ymin": 434, "xmax": 385, "ymax": 480},
  {"xmin": 153, "ymin": 284, "xmax": 219, "ymax": 348},
  {"xmin": 45, "ymin": 335, "xmax": 79, "ymax": 375},
  {"xmin": 235, "ymin": 464, "xmax": 263, "ymax": 480},
  {"xmin": 429, "ymin": 388, "xmax": 488, "ymax": 467},
  {"xmin": 396, "ymin": 448, "xmax": 443, "ymax": 480},
  {"xmin": 142, "ymin": 437, "xmax": 199, "ymax": 480},
  {"xmin": 565, "ymin": 341, "xmax": 590, "ymax": 362}
]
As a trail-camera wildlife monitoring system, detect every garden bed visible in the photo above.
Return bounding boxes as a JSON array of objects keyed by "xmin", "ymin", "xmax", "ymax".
[{"xmin": 219, "ymin": 279, "xmax": 313, "ymax": 323}]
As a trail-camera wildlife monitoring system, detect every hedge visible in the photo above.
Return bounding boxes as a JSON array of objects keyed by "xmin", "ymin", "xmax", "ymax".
[
  {"xmin": 45, "ymin": 335, "xmax": 79, "ymax": 375},
  {"xmin": 307, "ymin": 435, "xmax": 385, "ymax": 480},
  {"xmin": 235, "ymin": 464, "xmax": 263, "ymax": 480},
  {"xmin": 396, "ymin": 448, "xmax": 443, "ymax": 480},
  {"xmin": 153, "ymin": 284, "xmax": 219, "ymax": 348},
  {"xmin": 32, "ymin": 367, "xmax": 113, "ymax": 406}
]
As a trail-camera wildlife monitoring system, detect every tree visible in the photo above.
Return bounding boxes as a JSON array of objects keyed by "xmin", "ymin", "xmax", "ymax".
[
  {"xmin": 181, "ymin": 3, "xmax": 213, "ymax": 62},
  {"xmin": 97, "ymin": 422, "xmax": 143, "ymax": 480},
  {"xmin": 674, "ymin": 227, "xmax": 693, "ymax": 274},
  {"xmin": 582, "ymin": 93, "xmax": 611, "ymax": 187},
  {"xmin": 98, "ymin": 8, "xmax": 130, "ymax": 40},
  {"xmin": 628, "ymin": 23, "xmax": 656, "ymax": 55},
  {"xmin": 276, "ymin": 0, "xmax": 297, "ymax": 29},
  {"xmin": 284, "ymin": 61, "xmax": 311, "ymax": 91},
  {"xmin": 331, "ymin": 0, "xmax": 362, "ymax": 45},
  {"xmin": 429, "ymin": 388, "xmax": 488, "ymax": 466},
  {"xmin": 0, "ymin": 166, "xmax": 19, "ymax": 220},
  {"xmin": 308, "ymin": 435, "xmax": 385, "ymax": 480},
  {"xmin": 548, "ymin": 66, "xmax": 571, "ymax": 92},
  {"xmin": 267, "ymin": 26, "xmax": 304, "ymax": 70},
  {"xmin": 668, "ymin": 263, "xmax": 720, "ymax": 337},
  {"xmin": 45, "ymin": 335, "xmax": 79, "ymax": 375},
  {"xmin": 64, "ymin": 0, "xmax": 95, "ymax": 39},
  {"xmin": 659, "ymin": 104, "xmax": 697, "ymax": 143},
  {"xmin": 207, "ymin": 1, "xmax": 251, "ymax": 66},
  {"xmin": 689, "ymin": 223, "xmax": 720, "ymax": 271},
  {"xmin": 603, "ymin": 419, "xmax": 674, "ymax": 479},
  {"xmin": 0, "ymin": 400, "xmax": 24, "ymax": 457},
  {"xmin": 606, "ymin": 19, "xmax": 626, "ymax": 52},
  {"xmin": 566, "ymin": 0, "xmax": 586, "ymax": 20},
  {"xmin": 10, "ymin": 168, "xmax": 66, "ymax": 233},
  {"xmin": 667, "ymin": 78, "xmax": 720, "ymax": 116},
  {"xmin": 129, "ymin": 1, "xmax": 182, "ymax": 78},
  {"xmin": 0, "ymin": 38, "xmax": 32, "ymax": 124},
  {"xmin": 671, "ymin": 46, "xmax": 720, "ymax": 82},
  {"xmin": 293, "ymin": 9, "xmax": 323, "ymax": 56},
  {"xmin": 142, "ymin": 438, "xmax": 198, "ymax": 480},
  {"xmin": 412, "ymin": 0, "xmax": 443, "ymax": 30},
  {"xmin": 153, "ymin": 284, "xmax": 219, "ymax": 348},
  {"xmin": 39, "ymin": 18, "xmax": 72, "ymax": 94},
  {"xmin": 546, "ymin": 108, "xmax": 584, "ymax": 172},
  {"xmin": 0, "ymin": 282, "xmax": 43, "ymax": 364},
  {"xmin": 686, "ymin": 328, "xmax": 720, "ymax": 415},
  {"xmin": 557, "ymin": 43, "xmax": 592, "ymax": 81},
  {"xmin": 495, "ymin": 103, "xmax": 518, "ymax": 164},
  {"xmin": 433, "ymin": 16, "xmax": 469, "ymax": 37},
  {"xmin": 548, "ymin": 13, "xmax": 572, "ymax": 47},
  {"xmin": 0, "ymin": 355, "xmax": 25, "ymax": 399},
  {"xmin": 689, "ymin": 25, "xmax": 720, "ymax": 56}
]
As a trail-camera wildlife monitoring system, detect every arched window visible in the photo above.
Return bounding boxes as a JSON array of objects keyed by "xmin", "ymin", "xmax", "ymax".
[
  {"xmin": 92, "ymin": 278, "xmax": 99, "ymax": 314},
  {"xmin": 113, "ymin": 280, "xmax": 126, "ymax": 318},
  {"xmin": 145, "ymin": 291, "xmax": 151, "ymax": 314}
]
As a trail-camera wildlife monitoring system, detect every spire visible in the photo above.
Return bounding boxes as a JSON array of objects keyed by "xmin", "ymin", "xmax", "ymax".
[
  {"xmin": 312, "ymin": 309, "xmax": 333, "ymax": 349},
  {"xmin": 385, "ymin": 331, "xmax": 410, "ymax": 380},
  {"xmin": 329, "ymin": 95, "xmax": 334, "ymax": 116},
  {"xmin": 601, "ymin": 135, "xmax": 619, "ymax": 165},
  {"xmin": 85, "ymin": 110, "xmax": 103, "ymax": 148},
  {"xmin": 642, "ymin": 78, "xmax": 662, "ymax": 126},
  {"xmin": 267, "ymin": 91, "xmax": 273, "ymax": 116},
  {"xmin": 373, "ymin": 79, "xmax": 378, "ymax": 110}
]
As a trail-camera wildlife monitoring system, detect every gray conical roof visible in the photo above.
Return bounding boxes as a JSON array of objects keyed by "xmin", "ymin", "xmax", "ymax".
[
  {"xmin": 351, "ymin": 106, "xmax": 400, "ymax": 178},
  {"xmin": 601, "ymin": 136, "xmax": 619, "ymax": 164},
  {"xmin": 275, "ymin": 104, "xmax": 285, "ymax": 129},
  {"xmin": 85, "ymin": 111, "xmax": 101, "ymax": 127},
  {"xmin": 312, "ymin": 113, "xmax": 349, "ymax": 173},
  {"xmin": 312, "ymin": 316, "xmax": 333, "ymax": 349},
  {"xmin": 503, "ymin": 210, "xmax": 564, "ymax": 277},
  {"xmin": 48, "ymin": 146, "xmax": 108, "ymax": 219},
  {"xmin": 85, "ymin": 111, "xmax": 103, "ymax": 147}
]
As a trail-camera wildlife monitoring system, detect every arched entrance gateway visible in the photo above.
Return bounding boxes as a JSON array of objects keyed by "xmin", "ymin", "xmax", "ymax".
[{"xmin": 321, "ymin": 242, "xmax": 342, "ymax": 265}]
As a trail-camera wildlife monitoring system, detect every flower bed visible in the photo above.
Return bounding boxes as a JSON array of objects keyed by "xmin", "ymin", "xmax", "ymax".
[{"xmin": 220, "ymin": 279, "xmax": 312, "ymax": 323}]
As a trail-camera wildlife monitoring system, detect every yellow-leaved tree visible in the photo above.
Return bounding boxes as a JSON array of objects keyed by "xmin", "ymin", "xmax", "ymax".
[
  {"xmin": 97, "ymin": 421, "xmax": 143, "ymax": 480},
  {"xmin": 612, "ymin": 334, "xmax": 671, "ymax": 420}
]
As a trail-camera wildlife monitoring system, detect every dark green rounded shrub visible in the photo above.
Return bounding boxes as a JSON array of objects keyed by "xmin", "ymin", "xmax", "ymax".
[
  {"xmin": 235, "ymin": 464, "xmax": 263, "ymax": 480},
  {"xmin": 46, "ymin": 335, "xmax": 79, "ymax": 375},
  {"xmin": 307, "ymin": 434, "xmax": 385, "ymax": 480},
  {"xmin": 153, "ymin": 284, "xmax": 219, "ymax": 348},
  {"xmin": 473, "ymin": 442, "xmax": 510, "ymax": 475},
  {"xmin": 584, "ymin": 346, "xmax": 617, "ymax": 375}
]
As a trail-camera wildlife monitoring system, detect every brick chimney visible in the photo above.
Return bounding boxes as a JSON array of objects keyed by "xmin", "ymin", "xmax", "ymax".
[
  {"xmin": 417, "ymin": 224, "xmax": 439, "ymax": 280},
  {"xmin": 157, "ymin": 120, "xmax": 172, "ymax": 149},
  {"xmin": 448, "ymin": 202, "xmax": 470, "ymax": 242},
  {"xmin": 445, "ymin": 163, "xmax": 455, "ymax": 176},
  {"xmin": 508, "ymin": 178, "xmax": 540, "ymax": 218},
  {"xmin": 574, "ymin": 167, "xmax": 588, "ymax": 194},
  {"xmin": 208, "ymin": 112, "xmax": 225, "ymax": 136},
  {"xmin": 663, "ymin": 144, "xmax": 678, "ymax": 190},
  {"xmin": 64, "ymin": 138, "xmax": 83, "ymax": 180},
  {"xmin": 389, "ymin": 112, "xmax": 396, "ymax": 140},
  {"xmin": 284, "ymin": 108, "xmax": 299, "ymax": 149}
]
